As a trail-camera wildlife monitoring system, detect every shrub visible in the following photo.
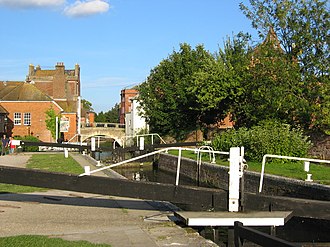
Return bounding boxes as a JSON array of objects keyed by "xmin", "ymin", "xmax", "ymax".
[
  {"xmin": 212, "ymin": 120, "xmax": 312, "ymax": 161},
  {"xmin": 14, "ymin": 135, "xmax": 40, "ymax": 152}
]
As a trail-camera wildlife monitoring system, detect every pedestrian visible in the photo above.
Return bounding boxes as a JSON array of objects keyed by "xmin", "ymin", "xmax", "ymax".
[
  {"xmin": 1, "ymin": 134, "xmax": 9, "ymax": 156},
  {"xmin": 9, "ymin": 136, "xmax": 16, "ymax": 154}
]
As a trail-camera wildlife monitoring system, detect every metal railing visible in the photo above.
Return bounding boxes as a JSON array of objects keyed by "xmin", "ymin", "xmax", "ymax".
[
  {"xmin": 123, "ymin": 133, "xmax": 166, "ymax": 148},
  {"xmin": 259, "ymin": 154, "xmax": 330, "ymax": 193},
  {"xmin": 79, "ymin": 146, "xmax": 229, "ymax": 186},
  {"xmin": 82, "ymin": 123, "xmax": 125, "ymax": 128}
]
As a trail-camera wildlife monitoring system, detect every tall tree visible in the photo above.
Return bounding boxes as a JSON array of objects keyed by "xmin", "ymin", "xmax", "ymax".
[
  {"xmin": 138, "ymin": 43, "xmax": 216, "ymax": 140},
  {"xmin": 240, "ymin": 0, "xmax": 330, "ymax": 132}
]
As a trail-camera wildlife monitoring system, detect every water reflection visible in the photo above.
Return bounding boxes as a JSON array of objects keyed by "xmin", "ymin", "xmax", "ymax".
[{"xmin": 113, "ymin": 162, "xmax": 198, "ymax": 186}]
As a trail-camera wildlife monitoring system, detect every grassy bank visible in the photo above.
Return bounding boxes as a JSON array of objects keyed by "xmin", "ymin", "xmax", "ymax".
[
  {"xmin": 0, "ymin": 235, "xmax": 110, "ymax": 247},
  {"xmin": 0, "ymin": 153, "xmax": 112, "ymax": 246},
  {"xmin": 168, "ymin": 150, "xmax": 330, "ymax": 185},
  {"xmin": 0, "ymin": 153, "xmax": 84, "ymax": 194}
]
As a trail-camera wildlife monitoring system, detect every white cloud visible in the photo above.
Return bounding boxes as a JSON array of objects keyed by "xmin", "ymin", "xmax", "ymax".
[
  {"xmin": 64, "ymin": 0, "xmax": 110, "ymax": 17},
  {"xmin": 0, "ymin": 0, "xmax": 65, "ymax": 8}
]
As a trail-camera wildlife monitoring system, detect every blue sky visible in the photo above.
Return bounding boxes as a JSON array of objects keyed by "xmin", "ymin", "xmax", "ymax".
[{"xmin": 0, "ymin": 0, "xmax": 258, "ymax": 113}]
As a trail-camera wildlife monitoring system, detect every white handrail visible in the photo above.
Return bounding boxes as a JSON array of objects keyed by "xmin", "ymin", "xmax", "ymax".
[
  {"xmin": 123, "ymin": 133, "xmax": 166, "ymax": 148},
  {"xmin": 79, "ymin": 146, "xmax": 229, "ymax": 186},
  {"xmin": 259, "ymin": 154, "xmax": 330, "ymax": 193}
]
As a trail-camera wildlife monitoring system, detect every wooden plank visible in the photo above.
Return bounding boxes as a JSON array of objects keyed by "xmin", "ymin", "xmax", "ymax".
[
  {"xmin": 0, "ymin": 165, "xmax": 227, "ymax": 211},
  {"xmin": 234, "ymin": 221, "xmax": 300, "ymax": 247},
  {"xmin": 244, "ymin": 193, "xmax": 330, "ymax": 220},
  {"xmin": 174, "ymin": 211, "xmax": 293, "ymax": 226}
]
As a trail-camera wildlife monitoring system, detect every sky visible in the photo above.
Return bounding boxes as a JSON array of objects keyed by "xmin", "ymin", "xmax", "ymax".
[{"xmin": 0, "ymin": 0, "xmax": 259, "ymax": 113}]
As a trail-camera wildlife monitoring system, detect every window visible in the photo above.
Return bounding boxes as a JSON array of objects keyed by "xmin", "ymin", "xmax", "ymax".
[
  {"xmin": 14, "ymin": 113, "xmax": 21, "ymax": 125},
  {"xmin": 24, "ymin": 113, "xmax": 31, "ymax": 125}
]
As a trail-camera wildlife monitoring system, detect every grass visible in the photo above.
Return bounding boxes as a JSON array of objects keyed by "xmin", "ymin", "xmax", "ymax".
[
  {"xmin": 0, "ymin": 153, "xmax": 84, "ymax": 194},
  {"xmin": 26, "ymin": 154, "xmax": 84, "ymax": 174},
  {"xmin": 0, "ymin": 235, "xmax": 111, "ymax": 247},
  {"xmin": 168, "ymin": 150, "xmax": 330, "ymax": 185},
  {"xmin": 0, "ymin": 154, "xmax": 111, "ymax": 247}
]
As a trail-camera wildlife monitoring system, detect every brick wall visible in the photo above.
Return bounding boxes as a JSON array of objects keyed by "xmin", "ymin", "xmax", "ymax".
[
  {"xmin": 1, "ymin": 101, "xmax": 61, "ymax": 142},
  {"xmin": 61, "ymin": 113, "xmax": 77, "ymax": 142}
]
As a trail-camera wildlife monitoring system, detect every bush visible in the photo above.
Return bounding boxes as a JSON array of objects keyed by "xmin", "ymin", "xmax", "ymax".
[
  {"xmin": 212, "ymin": 120, "xmax": 312, "ymax": 161},
  {"xmin": 14, "ymin": 135, "xmax": 40, "ymax": 152}
]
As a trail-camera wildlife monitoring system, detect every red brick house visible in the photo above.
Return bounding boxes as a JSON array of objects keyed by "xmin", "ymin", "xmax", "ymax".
[
  {"xmin": 0, "ymin": 63, "xmax": 88, "ymax": 142},
  {"xmin": 120, "ymin": 88, "xmax": 139, "ymax": 124},
  {"xmin": 0, "ymin": 81, "xmax": 63, "ymax": 141}
]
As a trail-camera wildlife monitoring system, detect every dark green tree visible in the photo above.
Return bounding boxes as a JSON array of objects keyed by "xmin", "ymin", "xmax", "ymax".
[
  {"xmin": 95, "ymin": 103, "xmax": 120, "ymax": 123},
  {"xmin": 240, "ymin": 0, "xmax": 330, "ymax": 132},
  {"xmin": 138, "ymin": 43, "xmax": 217, "ymax": 140}
]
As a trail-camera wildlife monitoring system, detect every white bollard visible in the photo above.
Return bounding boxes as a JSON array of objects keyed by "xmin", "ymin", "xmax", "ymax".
[
  {"xmin": 91, "ymin": 137, "xmax": 96, "ymax": 152},
  {"xmin": 305, "ymin": 173, "xmax": 313, "ymax": 182},
  {"xmin": 64, "ymin": 148, "xmax": 69, "ymax": 158},
  {"xmin": 139, "ymin": 137, "xmax": 145, "ymax": 150},
  {"xmin": 304, "ymin": 161, "xmax": 310, "ymax": 172},
  {"xmin": 96, "ymin": 161, "xmax": 102, "ymax": 167},
  {"xmin": 84, "ymin": 166, "xmax": 91, "ymax": 175},
  {"xmin": 228, "ymin": 147, "xmax": 240, "ymax": 212}
]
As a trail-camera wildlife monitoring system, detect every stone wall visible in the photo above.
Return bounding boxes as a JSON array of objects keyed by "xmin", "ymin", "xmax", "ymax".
[{"xmin": 158, "ymin": 153, "xmax": 330, "ymax": 201}]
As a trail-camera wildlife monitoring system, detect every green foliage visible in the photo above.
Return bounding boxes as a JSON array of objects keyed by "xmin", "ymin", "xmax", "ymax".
[
  {"xmin": 95, "ymin": 103, "xmax": 120, "ymax": 123},
  {"xmin": 0, "ymin": 235, "xmax": 111, "ymax": 246},
  {"xmin": 239, "ymin": 0, "xmax": 330, "ymax": 132},
  {"xmin": 138, "ymin": 43, "xmax": 227, "ymax": 140},
  {"xmin": 81, "ymin": 98, "xmax": 94, "ymax": 111},
  {"xmin": 15, "ymin": 135, "xmax": 40, "ymax": 152},
  {"xmin": 45, "ymin": 107, "xmax": 61, "ymax": 139},
  {"xmin": 212, "ymin": 120, "xmax": 312, "ymax": 161}
]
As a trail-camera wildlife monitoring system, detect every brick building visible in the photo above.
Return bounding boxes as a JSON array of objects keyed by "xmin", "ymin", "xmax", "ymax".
[
  {"xmin": 0, "ymin": 63, "xmax": 87, "ymax": 142},
  {"xmin": 120, "ymin": 88, "xmax": 139, "ymax": 124}
]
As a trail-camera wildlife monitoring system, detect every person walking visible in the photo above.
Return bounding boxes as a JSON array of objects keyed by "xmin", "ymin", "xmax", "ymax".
[{"xmin": 1, "ymin": 134, "xmax": 9, "ymax": 156}]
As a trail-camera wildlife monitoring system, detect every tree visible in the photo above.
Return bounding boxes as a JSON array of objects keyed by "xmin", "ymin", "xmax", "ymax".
[
  {"xmin": 137, "ymin": 43, "xmax": 217, "ymax": 140},
  {"xmin": 240, "ymin": 0, "xmax": 329, "ymax": 76},
  {"xmin": 239, "ymin": 0, "xmax": 330, "ymax": 132},
  {"xmin": 81, "ymin": 99, "xmax": 94, "ymax": 112},
  {"xmin": 45, "ymin": 107, "xmax": 61, "ymax": 139},
  {"xmin": 95, "ymin": 103, "xmax": 120, "ymax": 123}
]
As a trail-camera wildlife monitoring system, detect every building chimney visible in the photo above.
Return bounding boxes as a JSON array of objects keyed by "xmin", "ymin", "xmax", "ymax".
[
  {"xmin": 28, "ymin": 64, "xmax": 34, "ymax": 76},
  {"xmin": 55, "ymin": 62, "xmax": 65, "ymax": 72},
  {"xmin": 75, "ymin": 63, "xmax": 80, "ymax": 77}
]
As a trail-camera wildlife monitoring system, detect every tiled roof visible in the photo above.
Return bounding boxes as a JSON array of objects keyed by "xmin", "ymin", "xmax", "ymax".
[
  {"xmin": 0, "ymin": 104, "xmax": 8, "ymax": 114},
  {"xmin": 56, "ymin": 100, "xmax": 77, "ymax": 113},
  {"xmin": 34, "ymin": 70, "xmax": 56, "ymax": 76},
  {"xmin": 0, "ymin": 81, "xmax": 52, "ymax": 101}
]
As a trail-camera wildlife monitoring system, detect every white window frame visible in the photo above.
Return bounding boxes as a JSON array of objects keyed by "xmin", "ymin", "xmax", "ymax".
[
  {"xmin": 14, "ymin": 112, "xmax": 21, "ymax": 125},
  {"xmin": 24, "ymin": 112, "xmax": 31, "ymax": 126}
]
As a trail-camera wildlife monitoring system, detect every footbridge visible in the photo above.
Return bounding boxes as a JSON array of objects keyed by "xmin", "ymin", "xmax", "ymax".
[{"xmin": 80, "ymin": 123, "xmax": 125, "ymax": 144}]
